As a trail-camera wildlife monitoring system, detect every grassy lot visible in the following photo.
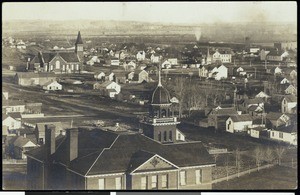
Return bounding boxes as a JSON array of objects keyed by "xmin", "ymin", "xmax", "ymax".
[
  {"xmin": 2, "ymin": 164, "xmax": 27, "ymax": 190},
  {"xmin": 213, "ymin": 165, "xmax": 297, "ymax": 190}
]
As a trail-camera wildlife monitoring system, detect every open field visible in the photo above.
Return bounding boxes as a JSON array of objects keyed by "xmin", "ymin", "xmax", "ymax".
[{"xmin": 213, "ymin": 165, "xmax": 297, "ymax": 189}]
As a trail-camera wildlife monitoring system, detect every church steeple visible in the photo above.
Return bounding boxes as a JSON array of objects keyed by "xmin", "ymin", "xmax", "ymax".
[
  {"xmin": 158, "ymin": 64, "xmax": 162, "ymax": 87},
  {"xmin": 75, "ymin": 31, "xmax": 84, "ymax": 62}
]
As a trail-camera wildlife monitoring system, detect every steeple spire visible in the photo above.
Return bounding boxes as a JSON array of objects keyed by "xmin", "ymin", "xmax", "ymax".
[
  {"xmin": 158, "ymin": 63, "xmax": 162, "ymax": 87},
  {"xmin": 75, "ymin": 31, "xmax": 83, "ymax": 45}
]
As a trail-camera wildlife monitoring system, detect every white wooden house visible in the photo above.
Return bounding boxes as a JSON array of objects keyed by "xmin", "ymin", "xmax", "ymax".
[
  {"xmin": 2, "ymin": 115, "xmax": 22, "ymax": 130},
  {"xmin": 226, "ymin": 114, "xmax": 253, "ymax": 133},
  {"xmin": 42, "ymin": 80, "xmax": 62, "ymax": 91},
  {"xmin": 281, "ymin": 95, "xmax": 297, "ymax": 114}
]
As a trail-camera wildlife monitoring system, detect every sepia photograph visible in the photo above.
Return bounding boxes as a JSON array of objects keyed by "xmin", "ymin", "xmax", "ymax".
[{"xmin": 2, "ymin": 1, "xmax": 297, "ymax": 191}]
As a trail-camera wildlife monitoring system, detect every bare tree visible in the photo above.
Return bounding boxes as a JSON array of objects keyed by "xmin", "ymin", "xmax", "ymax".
[
  {"xmin": 264, "ymin": 146, "xmax": 275, "ymax": 167},
  {"xmin": 173, "ymin": 76, "xmax": 186, "ymax": 118},
  {"xmin": 253, "ymin": 146, "xmax": 264, "ymax": 171},
  {"xmin": 275, "ymin": 145, "xmax": 286, "ymax": 165}
]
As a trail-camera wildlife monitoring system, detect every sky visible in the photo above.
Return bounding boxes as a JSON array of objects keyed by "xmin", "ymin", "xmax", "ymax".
[{"xmin": 2, "ymin": 2, "xmax": 297, "ymax": 24}]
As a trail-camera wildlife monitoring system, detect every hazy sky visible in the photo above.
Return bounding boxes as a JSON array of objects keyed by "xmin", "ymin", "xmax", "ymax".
[{"xmin": 2, "ymin": 2, "xmax": 297, "ymax": 24}]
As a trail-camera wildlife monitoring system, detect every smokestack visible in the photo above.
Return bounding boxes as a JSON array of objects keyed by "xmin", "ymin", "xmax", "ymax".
[
  {"xmin": 45, "ymin": 124, "xmax": 56, "ymax": 156},
  {"xmin": 66, "ymin": 128, "xmax": 78, "ymax": 162}
]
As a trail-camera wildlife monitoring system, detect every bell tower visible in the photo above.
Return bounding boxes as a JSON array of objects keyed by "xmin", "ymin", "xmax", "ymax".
[
  {"xmin": 141, "ymin": 64, "xmax": 180, "ymax": 143},
  {"xmin": 75, "ymin": 31, "xmax": 84, "ymax": 61}
]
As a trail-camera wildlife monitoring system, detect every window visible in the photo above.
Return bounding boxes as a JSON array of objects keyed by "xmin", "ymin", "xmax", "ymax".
[
  {"xmin": 227, "ymin": 120, "xmax": 231, "ymax": 130},
  {"xmin": 141, "ymin": 176, "xmax": 147, "ymax": 189},
  {"xmin": 62, "ymin": 65, "xmax": 65, "ymax": 71},
  {"xmin": 39, "ymin": 138, "xmax": 44, "ymax": 144},
  {"xmin": 151, "ymin": 175, "xmax": 158, "ymax": 189},
  {"xmin": 158, "ymin": 132, "xmax": 161, "ymax": 142},
  {"xmin": 195, "ymin": 169, "xmax": 202, "ymax": 184},
  {"xmin": 162, "ymin": 174, "xmax": 168, "ymax": 188},
  {"xmin": 55, "ymin": 60, "xmax": 60, "ymax": 69},
  {"xmin": 50, "ymin": 65, "xmax": 53, "ymax": 71},
  {"xmin": 163, "ymin": 131, "xmax": 167, "ymax": 142},
  {"xmin": 169, "ymin": 131, "xmax": 172, "ymax": 141},
  {"xmin": 98, "ymin": 178, "xmax": 105, "ymax": 189},
  {"xmin": 71, "ymin": 64, "xmax": 74, "ymax": 70},
  {"xmin": 178, "ymin": 134, "xmax": 181, "ymax": 140},
  {"xmin": 272, "ymin": 132, "xmax": 275, "ymax": 137},
  {"xmin": 76, "ymin": 64, "xmax": 79, "ymax": 70},
  {"xmin": 279, "ymin": 132, "xmax": 283, "ymax": 139},
  {"xmin": 115, "ymin": 177, "xmax": 122, "ymax": 190},
  {"xmin": 180, "ymin": 171, "xmax": 186, "ymax": 186}
]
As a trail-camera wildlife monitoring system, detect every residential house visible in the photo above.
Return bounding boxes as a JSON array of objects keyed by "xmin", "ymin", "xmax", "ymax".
[
  {"xmin": 110, "ymin": 57, "xmax": 120, "ymax": 66},
  {"xmin": 124, "ymin": 61, "xmax": 137, "ymax": 71},
  {"xmin": 207, "ymin": 64, "xmax": 228, "ymax": 80},
  {"xmin": 249, "ymin": 126, "xmax": 268, "ymax": 139},
  {"xmin": 35, "ymin": 122, "xmax": 64, "ymax": 145},
  {"xmin": 284, "ymin": 84, "xmax": 297, "ymax": 95},
  {"xmin": 199, "ymin": 65, "xmax": 208, "ymax": 78},
  {"xmin": 168, "ymin": 58, "xmax": 178, "ymax": 66},
  {"xmin": 269, "ymin": 124, "xmax": 297, "ymax": 145},
  {"xmin": 2, "ymin": 100, "xmax": 26, "ymax": 114},
  {"xmin": 42, "ymin": 80, "xmax": 62, "ymax": 91},
  {"xmin": 265, "ymin": 112, "xmax": 291, "ymax": 129},
  {"xmin": 280, "ymin": 78, "xmax": 290, "ymax": 85},
  {"xmin": 241, "ymin": 97, "xmax": 264, "ymax": 116},
  {"xmin": 136, "ymin": 51, "xmax": 146, "ymax": 61},
  {"xmin": 212, "ymin": 50, "xmax": 231, "ymax": 63},
  {"xmin": 116, "ymin": 51, "xmax": 127, "ymax": 60},
  {"xmin": 131, "ymin": 70, "xmax": 149, "ymax": 83},
  {"xmin": 14, "ymin": 72, "xmax": 56, "ymax": 86},
  {"xmin": 94, "ymin": 81, "xmax": 121, "ymax": 98},
  {"xmin": 2, "ymin": 115, "xmax": 22, "ymax": 130},
  {"xmin": 226, "ymin": 114, "xmax": 253, "ymax": 133},
  {"xmin": 151, "ymin": 53, "xmax": 161, "ymax": 63},
  {"xmin": 281, "ymin": 95, "xmax": 297, "ymax": 114},
  {"xmin": 273, "ymin": 67, "xmax": 283, "ymax": 76},
  {"xmin": 2, "ymin": 92, "xmax": 9, "ymax": 100},
  {"xmin": 94, "ymin": 72, "xmax": 106, "ymax": 81},
  {"xmin": 266, "ymin": 50, "xmax": 289, "ymax": 62},
  {"xmin": 25, "ymin": 127, "xmax": 215, "ymax": 190},
  {"xmin": 106, "ymin": 72, "xmax": 115, "ymax": 82},
  {"xmin": 259, "ymin": 49, "xmax": 270, "ymax": 61},
  {"xmin": 255, "ymin": 91, "xmax": 271, "ymax": 100},
  {"xmin": 207, "ymin": 107, "xmax": 238, "ymax": 130},
  {"xmin": 8, "ymin": 135, "xmax": 37, "ymax": 159},
  {"xmin": 162, "ymin": 60, "xmax": 172, "ymax": 69}
]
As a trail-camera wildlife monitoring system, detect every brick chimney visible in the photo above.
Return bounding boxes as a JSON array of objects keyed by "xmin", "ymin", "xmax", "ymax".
[
  {"xmin": 45, "ymin": 124, "xmax": 56, "ymax": 156},
  {"xmin": 66, "ymin": 128, "xmax": 78, "ymax": 162}
]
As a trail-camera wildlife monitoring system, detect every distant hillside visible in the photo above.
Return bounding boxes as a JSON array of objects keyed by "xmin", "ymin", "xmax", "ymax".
[{"xmin": 2, "ymin": 20, "xmax": 297, "ymax": 43}]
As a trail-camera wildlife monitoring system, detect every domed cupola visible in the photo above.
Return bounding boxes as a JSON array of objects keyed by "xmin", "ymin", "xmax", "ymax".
[
  {"xmin": 150, "ymin": 65, "xmax": 171, "ymax": 105},
  {"xmin": 151, "ymin": 85, "xmax": 171, "ymax": 104}
]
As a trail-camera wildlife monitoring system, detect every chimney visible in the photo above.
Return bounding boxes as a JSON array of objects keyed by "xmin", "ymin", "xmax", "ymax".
[
  {"xmin": 45, "ymin": 124, "xmax": 56, "ymax": 156},
  {"xmin": 115, "ymin": 122, "xmax": 119, "ymax": 127},
  {"xmin": 66, "ymin": 128, "xmax": 79, "ymax": 162}
]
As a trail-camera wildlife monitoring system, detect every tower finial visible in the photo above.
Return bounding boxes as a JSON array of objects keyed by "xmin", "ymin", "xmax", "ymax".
[{"xmin": 158, "ymin": 63, "xmax": 162, "ymax": 87}]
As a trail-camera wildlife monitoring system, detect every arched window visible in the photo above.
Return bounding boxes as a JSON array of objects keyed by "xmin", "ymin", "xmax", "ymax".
[
  {"xmin": 161, "ymin": 109, "xmax": 167, "ymax": 118},
  {"xmin": 163, "ymin": 131, "xmax": 167, "ymax": 142},
  {"xmin": 55, "ymin": 60, "xmax": 60, "ymax": 69},
  {"xmin": 169, "ymin": 131, "xmax": 172, "ymax": 141},
  {"xmin": 158, "ymin": 132, "xmax": 161, "ymax": 142}
]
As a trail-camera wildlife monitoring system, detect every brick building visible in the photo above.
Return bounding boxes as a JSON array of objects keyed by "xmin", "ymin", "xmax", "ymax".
[{"xmin": 25, "ymin": 126, "xmax": 215, "ymax": 190}]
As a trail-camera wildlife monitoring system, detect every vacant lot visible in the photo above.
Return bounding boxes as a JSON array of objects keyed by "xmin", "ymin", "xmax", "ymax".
[{"xmin": 213, "ymin": 165, "xmax": 297, "ymax": 190}]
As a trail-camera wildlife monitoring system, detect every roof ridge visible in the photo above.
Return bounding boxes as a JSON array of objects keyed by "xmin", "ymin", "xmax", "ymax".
[{"xmin": 84, "ymin": 134, "xmax": 120, "ymax": 176}]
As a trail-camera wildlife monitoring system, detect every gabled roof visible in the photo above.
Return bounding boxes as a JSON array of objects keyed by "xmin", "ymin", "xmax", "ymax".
[
  {"xmin": 96, "ymin": 81, "xmax": 117, "ymax": 88},
  {"xmin": 244, "ymin": 97, "xmax": 264, "ymax": 105},
  {"xmin": 43, "ymin": 80, "xmax": 60, "ymax": 87},
  {"xmin": 26, "ymin": 128, "xmax": 214, "ymax": 175},
  {"xmin": 13, "ymin": 136, "xmax": 36, "ymax": 148},
  {"xmin": 59, "ymin": 52, "xmax": 80, "ymax": 63},
  {"xmin": 266, "ymin": 112, "xmax": 286, "ymax": 120},
  {"xmin": 209, "ymin": 107, "xmax": 237, "ymax": 116},
  {"xmin": 283, "ymin": 95, "xmax": 297, "ymax": 102},
  {"xmin": 229, "ymin": 114, "xmax": 253, "ymax": 122}
]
